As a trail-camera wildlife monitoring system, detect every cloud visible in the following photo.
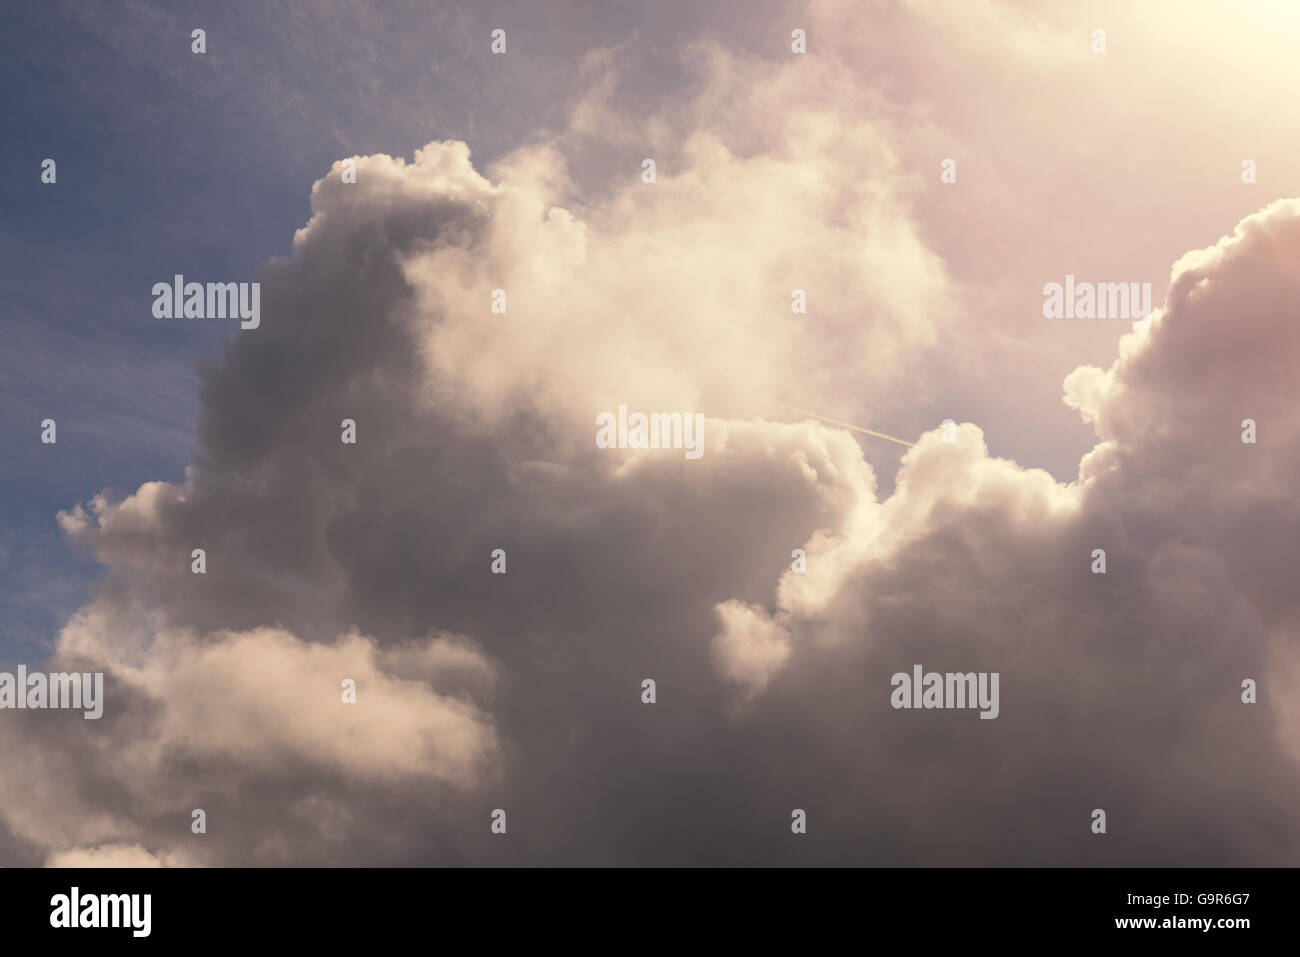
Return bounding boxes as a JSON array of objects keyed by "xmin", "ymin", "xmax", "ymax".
[
  {"xmin": 704, "ymin": 199, "xmax": 1300, "ymax": 864},
  {"xmin": 0, "ymin": 609, "xmax": 497, "ymax": 865},
  {"xmin": 711, "ymin": 599, "xmax": 793, "ymax": 700},
  {"xmin": 7, "ymin": 25, "xmax": 1300, "ymax": 867},
  {"xmin": 46, "ymin": 843, "xmax": 172, "ymax": 868}
]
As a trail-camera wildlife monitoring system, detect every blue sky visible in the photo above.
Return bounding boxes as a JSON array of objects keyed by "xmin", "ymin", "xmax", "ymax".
[{"xmin": 0, "ymin": 0, "xmax": 512, "ymax": 661}]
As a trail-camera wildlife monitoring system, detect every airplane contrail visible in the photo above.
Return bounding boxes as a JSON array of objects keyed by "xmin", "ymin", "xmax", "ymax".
[{"xmin": 747, "ymin": 397, "xmax": 917, "ymax": 448}]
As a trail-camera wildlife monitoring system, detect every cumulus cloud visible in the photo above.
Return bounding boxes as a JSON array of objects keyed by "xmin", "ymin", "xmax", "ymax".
[
  {"xmin": 7, "ymin": 25, "xmax": 1300, "ymax": 867},
  {"xmin": 708, "ymin": 199, "xmax": 1300, "ymax": 864}
]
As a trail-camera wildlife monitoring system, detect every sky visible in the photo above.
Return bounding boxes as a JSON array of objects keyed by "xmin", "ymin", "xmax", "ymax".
[{"xmin": 2, "ymin": 0, "xmax": 1300, "ymax": 865}]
